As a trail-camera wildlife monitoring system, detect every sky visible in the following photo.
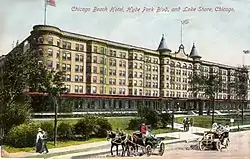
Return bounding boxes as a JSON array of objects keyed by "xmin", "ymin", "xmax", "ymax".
[{"xmin": 0, "ymin": 0, "xmax": 250, "ymax": 66}]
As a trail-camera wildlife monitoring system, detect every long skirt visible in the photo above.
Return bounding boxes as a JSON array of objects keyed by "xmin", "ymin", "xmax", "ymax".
[{"xmin": 36, "ymin": 138, "xmax": 43, "ymax": 153}]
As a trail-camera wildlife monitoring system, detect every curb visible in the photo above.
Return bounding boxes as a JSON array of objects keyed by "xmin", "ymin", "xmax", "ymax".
[{"xmin": 49, "ymin": 138, "xmax": 198, "ymax": 159}]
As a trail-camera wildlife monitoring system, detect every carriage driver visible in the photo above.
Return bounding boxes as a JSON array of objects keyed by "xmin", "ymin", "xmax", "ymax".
[{"xmin": 139, "ymin": 123, "xmax": 148, "ymax": 145}]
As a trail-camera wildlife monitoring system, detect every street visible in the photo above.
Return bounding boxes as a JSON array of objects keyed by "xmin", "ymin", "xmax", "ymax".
[{"xmin": 95, "ymin": 130, "xmax": 250, "ymax": 159}]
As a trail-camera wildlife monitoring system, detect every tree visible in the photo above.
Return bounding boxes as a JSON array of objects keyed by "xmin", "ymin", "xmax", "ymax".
[
  {"xmin": 0, "ymin": 47, "xmax": 36, "ymax": 133},
  {"xmin": 201, "ymin": 73, "xmax": 222, "ymax": 124},
  {"xmin": 188, "ymin": 72, "xmax": 222, "ymax": 123},
  {"xmin": 229, "ymin": 66, "xmax": 249, "ymax": 125},
  {"xmin": 188, "ymin": 72, "xmax": 203, "ymax": 115},
  {"xmin": 0, "ymin": 45, "xmax": 66, "ymax": 140}
]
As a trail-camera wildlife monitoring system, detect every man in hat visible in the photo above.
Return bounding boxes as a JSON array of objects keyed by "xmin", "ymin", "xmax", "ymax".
[{"xmin": 139, "ymin": 123, "xmax": 148, "ymax": 145}]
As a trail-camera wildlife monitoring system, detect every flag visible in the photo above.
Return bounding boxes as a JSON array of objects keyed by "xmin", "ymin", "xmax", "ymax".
[
  {"xmin": 243, "ymin": 50, "xmax": 250, "ymax": 54},
  {"xmin": 46, "ymin": 0, "xmax": 56, "ymax": 7},
  {"xmin": 181, "ymin": 19, "xmax": 189, "ymax": 25}
]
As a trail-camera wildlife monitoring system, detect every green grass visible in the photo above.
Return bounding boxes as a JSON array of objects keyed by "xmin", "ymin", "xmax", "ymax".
[
  {"xmin": 4, "ymin": 117, "xmax": 179, "ymax": 153},
  {"xmin": 4, "ymin": 138, "xmax": 105, "ymax": 153},
  {"xmin": 176, "ymin": 114, "xmax": 250, "ymax": 128}
]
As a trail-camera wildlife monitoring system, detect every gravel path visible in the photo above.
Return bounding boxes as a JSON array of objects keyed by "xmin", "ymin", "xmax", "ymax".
[{"xmin": 95, "ymin": 131, "xmax": 250, "ymax": 159}]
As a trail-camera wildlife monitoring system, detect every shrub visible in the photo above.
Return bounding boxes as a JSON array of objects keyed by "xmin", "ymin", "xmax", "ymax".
[
  {"xmin": 74, "ymin": 116, "xmax": 97, "ymax": 140},
  {"xmin": 5, "ymin": 122, "xmax": 40, "ymax": 148},
  {"xmin": 160, "ymin": 113, "xmax": 172, "ymax": 128},
  {"xmin": 137, "ymin": 106, "xmax": 161, "ymax": 128},
  {"xmin": 40, "ymin": 122, "xmax": 54, "ymax": 140},
  {"xmin": 94, "ymin": 117, "xmax": 112, "ymax": 138},
  {"xmin": 127, "ymin": 118, "xmax": 145, "ymax": 130},
  {"xmin": 58, "ymin": 122, "xmax": 73, "ymax": 139}
]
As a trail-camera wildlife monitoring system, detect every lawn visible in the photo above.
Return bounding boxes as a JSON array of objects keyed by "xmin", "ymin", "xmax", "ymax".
[
  {"xmin": 4, "ymin": 117, "xmax": 179, "ymax": 153},
  {"xmin": 176, "ymin": 114, "xmax": 250, "ymax": 129}
]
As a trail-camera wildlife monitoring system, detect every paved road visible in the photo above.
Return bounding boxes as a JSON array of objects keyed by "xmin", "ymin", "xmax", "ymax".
[{"xmin": 95, "ymin": 131, "xmax": 250, "ymax": 159}]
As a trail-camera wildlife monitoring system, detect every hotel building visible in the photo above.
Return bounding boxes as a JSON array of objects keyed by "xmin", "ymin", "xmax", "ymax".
[{"xmin": 0, "ymin": 25, "xmax": 247, "ymax": 114}]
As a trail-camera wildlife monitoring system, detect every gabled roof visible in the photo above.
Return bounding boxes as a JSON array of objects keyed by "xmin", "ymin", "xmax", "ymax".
[{"xmin": 157, "ymin": 34, "xmax": 171, "ymax": 52}]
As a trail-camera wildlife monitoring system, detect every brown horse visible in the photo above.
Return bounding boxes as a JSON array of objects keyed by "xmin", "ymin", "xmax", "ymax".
[{"xmin": 125, "ymin": 132, "xmax": 145, "ymax": 156}]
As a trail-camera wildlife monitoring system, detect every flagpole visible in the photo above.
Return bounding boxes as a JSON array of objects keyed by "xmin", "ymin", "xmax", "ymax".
[
  {"xmin": 181, "ymin": 22, "xmax": 183, "ymax": 44},
  {"xmin": 44, "ymin": 0, "xmax": 47, "ymax": 25}
]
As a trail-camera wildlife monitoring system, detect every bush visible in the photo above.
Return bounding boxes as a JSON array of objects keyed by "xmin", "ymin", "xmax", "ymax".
[
  {"xmin": 74, "ymin": 116, "xmax": 97, "ymax": 140},
  {"xmin": 74, "ymin": 116, "xmax": 113, "ymax": 139},
  {"xmin": 94, "ymin": 117, "xmax": 112, "ymax": 138},
  {"xmin": 160, "ymin": 113, "xmax": 172, "ymax": 128},
  {"xmin": 40, "ymin": 122, "xmax": 54, "ymax": 140},
  {"xmin": 58, "ymin": 122, "xmax": 73, "ymax": 139},
  {"xmin": 5, "ymin": 122, "xmax": 40, "ymax": 148},
  {"xmin": 138, "ymin": 106, "xmax": 161, "ymax": 128},
  {"xmin": 127, "ymin": 118, "xmax": 145, "ymax": 130}
]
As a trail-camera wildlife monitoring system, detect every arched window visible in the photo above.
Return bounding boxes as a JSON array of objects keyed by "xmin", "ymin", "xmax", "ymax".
[
  {"xmin": 170, "ymin": 61, "xmax": 175, "ymax": 67},
  {"xmin": 182, "ymin": 63, "xmax": 187, "ymax": 68}
]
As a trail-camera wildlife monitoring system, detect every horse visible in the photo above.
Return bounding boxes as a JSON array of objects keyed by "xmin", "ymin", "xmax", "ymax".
[
  {"xmin": 106, "ymin": 130, "xmax": 127, "ymax": 156},
  {"xmin": 125, "ymin": 132, "xmax": 145, "ymax": 156}
]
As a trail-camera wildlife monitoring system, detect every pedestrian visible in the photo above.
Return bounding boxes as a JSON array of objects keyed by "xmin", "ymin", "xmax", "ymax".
[
  {"xmin": 42, "ymin": 130, "xmax": 49, "ymax": 154},
  {"xmin": 182, "ymin": 118, "xmax": 186, "ymax": 131},
  {"xmin": 186, "ymin": 117, "xmax": 189, "ymax": 131},
  {"xmin": 190, "ymin": 118, "xmax": 194, "ymax": 127},
  {"xmin": 36, "ymin": 128, "xmax": 43, "ymax": 153}
]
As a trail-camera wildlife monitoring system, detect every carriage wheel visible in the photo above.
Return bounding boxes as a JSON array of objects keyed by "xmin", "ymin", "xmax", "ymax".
[
  {"xmin": 145, "ymin": 145, "xmax": 152, "ymax": 157},
  {"xmin": 159, "ymin": 143, "xmax": 165, "ymax": 156},
  {"xmin": 199, "ymin": 141, "xmax": 205, "ymax": 151},
  {"xmin": 216, "ymin": 141, "xmax": 222, "ymax": 151}
]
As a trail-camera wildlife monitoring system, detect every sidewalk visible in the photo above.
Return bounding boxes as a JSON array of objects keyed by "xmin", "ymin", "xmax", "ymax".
[{"xmin": 3, "ymin": 123, "xmax": 250, "ymax": 158}]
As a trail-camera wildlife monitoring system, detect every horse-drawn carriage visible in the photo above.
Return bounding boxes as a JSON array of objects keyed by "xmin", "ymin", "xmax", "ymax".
[
  {"xmin": 198, "ymin": 123, "xmax": 230, "ymax": 151},
  {"xmin": 107, "ymin": 130, "xmax": 165, "ymax": 157}
]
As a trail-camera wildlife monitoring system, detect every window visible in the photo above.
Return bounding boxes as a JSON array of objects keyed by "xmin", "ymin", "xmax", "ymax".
[
  {"xmin": 56, "ymin": 63, "xmax": 60, "ymax": 69},
  {"xmin": 75, "ymin": 85, "xmax": 79, "ymax": 93},
  {"xmin": 93, "ymin": 76, "xmax": 97, "ymax": 83},
  {"xmin": 67, "ymin": 64, "xmax": 71, "ymax": 71},
  {"xmin": 79, "ymin": 55, "xmax": 83, "ymax": 62},
  {"xmin": 93, "ymin": 66, "xmax": 97, "ymax": 73},
  {"xmin": 93, "ymin": 46, "xmax": 97, "ymax": 52},
  {"xmin": 66, "ymin": 85, "xmax": 71, "ymax": 93},
  {"xmin": 67, "ymin": 53, "xmax": 71, "ymax": 60},
  {"xmin": 79, "ymin": 75, "xmax": 83, "ymax": 82},
  {"xmin": 47, "ymin": 61, "xmax": 53, "ymax": 68},
  {"xmin": 48, "ymin": 37, "xmax": 53, "ymax": 45},
  {"xmin": 66, "ymin": 75, "xmax": 71, "ymax": 81},
  {"xmin": 56, "ymin": 50, "xmax": 60, "ymax": 58},
  {"xmin": 92, "ymin": 86, "xmax": 97, "ymax": 93},
  {"xmin": 75, "ymin": 44, "xmax": 79, "ymax": 51},
  {"xmin": 38, "ymin": 37, "xmax": 44, "ymax": 44},
  {"xmin": 75, "ymin": 54, "xmax": 79, "ymax": 61},
  {"xmin": 79, "ymin": 44, "xmax": 84, "ymax": 51},
  {"xmin": 75, "ymin": 75, "xmax": 79, "ymax": 82},
  {"xmin": 62, "ymin": 63, "xmax": 66, "ymax": 71},
  {"xmin": 93, "ymin": 56, "xmax": 97, "ymax": 63},
  {"xmin": 62, "ymin": 52, "xmax": 66, "ymax": 60},
  {"xmin": 67, "ymin": 42, "xmax": 71, "ymax": 49},
  {"xmin": 47, "ymin": 48, "xmax": 53, "ymax": 56},
  {"xmin": 57, "ymin": 39, "xmax": 60, "ymax": 46},
  {"xmin": 62, "ymin": 41, "xmax": 67, "ymax": 48},
  {"xmin": 79, "ymin": 86, "xmax": 83, "ymax": 93},
  {"xmin": 75, "ymin": 65, "xmax": 79, "ymax": 72},
  {"xmin": 80, "ymin": 66, "xmax": 83, "ymax": 72}
]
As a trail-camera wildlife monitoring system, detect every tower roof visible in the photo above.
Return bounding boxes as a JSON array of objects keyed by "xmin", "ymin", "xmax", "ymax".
[
  {"xmin": 157, "ymin": 34, "xmax": 171, "ymax": 52},
  {"xmin": 189, "ymin": 43, "xmax": 201, "ymax": 58}
]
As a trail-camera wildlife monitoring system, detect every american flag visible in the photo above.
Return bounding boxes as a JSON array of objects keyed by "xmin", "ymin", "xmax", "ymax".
[
  {"xmin": 243, "ymin": 50, "xmax": 250, "ymax": 54},
  {"xmin": 46, "ymin": 0, "xmax": 56, "ymax": 7},
  {"xmin": 181, "ymin": 19, "xmax": 190, "ymax": 25}
]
